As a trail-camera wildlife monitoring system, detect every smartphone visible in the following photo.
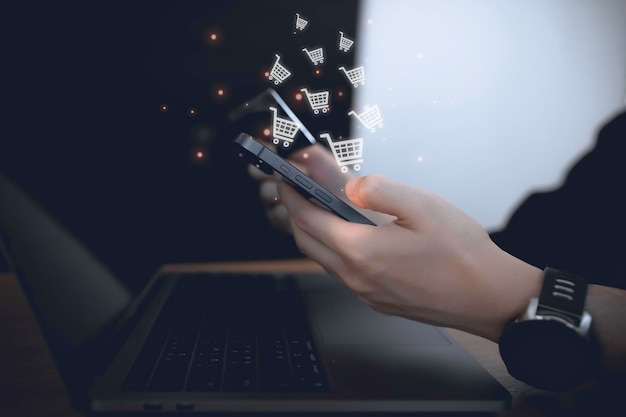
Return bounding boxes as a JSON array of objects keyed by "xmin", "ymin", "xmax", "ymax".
[{"xmin": 233, "ymin": 133, "xmax": 376, "ymax": 225}]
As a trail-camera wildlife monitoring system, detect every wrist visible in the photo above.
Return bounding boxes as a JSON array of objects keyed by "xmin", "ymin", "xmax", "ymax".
[{"xmin": 468, "ymin": 246, "xmax": 543, "ymax": 342}]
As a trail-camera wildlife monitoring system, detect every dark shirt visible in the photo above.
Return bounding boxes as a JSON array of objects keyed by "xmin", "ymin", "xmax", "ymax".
[{"xmin": 490, "ymin": 110, "xmax": 626, "ymax": 289}]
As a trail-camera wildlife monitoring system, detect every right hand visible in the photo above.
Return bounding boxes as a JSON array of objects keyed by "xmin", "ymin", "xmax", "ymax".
[{"xmin": 248, "ymin": 142, "xmax": 361, "ymax": 234}]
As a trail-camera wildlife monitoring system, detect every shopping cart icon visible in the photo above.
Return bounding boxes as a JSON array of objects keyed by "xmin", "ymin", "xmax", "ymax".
[
  {"xmin": 301, "ymin": 47, "xmax": 324, "ymax": 65},
  {"xmin": 338, "ymin": 31, "xmax": 354, "ymax": 52},
  {"xmin": 300, "ymin": 88, "xmax": 330, "ymax": 114},
  {"xmin": 320, "ymin": 133, "xmax": 364, "ymax": 173},
  {"xmin": 349, "ymin": 105, "xmax": 383, "ymax": 132},
  {"xmin": 268, "ymin": 54, "xmax": 292, "ymax": 85},
  {"xmin": 338, "ymin": 65, "xmax": 365, "ymax": 87},
  {"xmin": 295, "ymin": 13, "xmax": 308, "ymax": 31},
  {"xmin": 270, "ymin": 106, "xmax": 300, "ymax": 147}
]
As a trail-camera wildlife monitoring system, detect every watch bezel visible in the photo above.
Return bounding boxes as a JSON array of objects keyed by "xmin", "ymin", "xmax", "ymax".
[{"xmin": 519, "ymin": 297, "xmax": 592, "ymax": 338}]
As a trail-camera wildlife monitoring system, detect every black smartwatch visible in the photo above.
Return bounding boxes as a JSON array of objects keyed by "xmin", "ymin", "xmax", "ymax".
[{"xmin": 499, "ymin": 267, "xmax": 600, "ymax": 391}]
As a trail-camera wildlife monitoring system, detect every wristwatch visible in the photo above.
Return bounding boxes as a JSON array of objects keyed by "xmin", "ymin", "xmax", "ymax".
[{"xmin": 499, "ymin": 267, "xmax": 600, "ymax": 391}]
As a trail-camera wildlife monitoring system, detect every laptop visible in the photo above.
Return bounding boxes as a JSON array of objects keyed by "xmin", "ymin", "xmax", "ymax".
[{"xmin": 0, "ymin": 172, "xmax": 510, "ymax": 414}]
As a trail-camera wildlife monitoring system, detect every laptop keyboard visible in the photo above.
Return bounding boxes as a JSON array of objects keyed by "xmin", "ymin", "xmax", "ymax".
[{"xmin": 121, "ymin": 273, "xmax": 329, "ymax": 393}]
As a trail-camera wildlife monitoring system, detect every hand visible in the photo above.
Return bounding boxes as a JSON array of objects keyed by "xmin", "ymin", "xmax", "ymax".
[
  {"xmin": 248, "ymin": 143, "xmax": 386, "ymax": 233},
  {"xmin": 277, "ymin": 173, "xmax": 543, "ymax": 342}
]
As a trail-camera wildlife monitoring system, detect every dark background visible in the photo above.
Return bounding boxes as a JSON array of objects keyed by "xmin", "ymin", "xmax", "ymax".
[
  {"xmin": 1, "ymin": 0, "xmax": 360, "ymax": 292},
  {"xmin": 2, "ymin": 1, "xmax": 625, "ymax": 291}
]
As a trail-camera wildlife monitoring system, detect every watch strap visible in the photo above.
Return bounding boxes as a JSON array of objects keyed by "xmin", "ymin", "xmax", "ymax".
[{"xmin": 537, "ymin": 267, "xmax": 588, "ymax": 326}]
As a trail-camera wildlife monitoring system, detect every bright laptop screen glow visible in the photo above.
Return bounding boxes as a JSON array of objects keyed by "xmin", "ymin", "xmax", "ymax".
[{"xmin": 353, "ymin": 0, "xmax": 626, "ymax": 230}]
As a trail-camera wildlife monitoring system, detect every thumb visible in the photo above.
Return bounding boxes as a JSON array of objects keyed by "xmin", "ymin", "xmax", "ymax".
[{"xmin": 345, "ymin": 174, "xmax": 417, "ymax": 221}]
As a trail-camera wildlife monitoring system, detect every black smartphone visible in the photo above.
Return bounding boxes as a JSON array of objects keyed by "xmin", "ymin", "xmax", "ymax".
[{"xmin": 233, "ymin": 133, "xmax": 376, "ymax": 225}]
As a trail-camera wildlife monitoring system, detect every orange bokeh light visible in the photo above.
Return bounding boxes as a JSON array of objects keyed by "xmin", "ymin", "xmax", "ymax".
[{"xmin": 263, "ymin": 128, "xmax": 271, "ymax": 136}]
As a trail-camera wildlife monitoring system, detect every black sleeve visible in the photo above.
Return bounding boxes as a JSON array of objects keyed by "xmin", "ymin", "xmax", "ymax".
[{"xmin": 490, "ymin": 110, "xmax": 626, "ymax": 289}]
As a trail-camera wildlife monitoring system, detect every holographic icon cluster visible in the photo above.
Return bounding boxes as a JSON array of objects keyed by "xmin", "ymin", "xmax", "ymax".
[{"xmin": 264, "ymin": 12, "xmax": 383, "ymax": 168}]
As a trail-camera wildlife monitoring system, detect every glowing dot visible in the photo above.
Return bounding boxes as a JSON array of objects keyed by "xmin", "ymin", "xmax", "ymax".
[
  {"xmin": 315, "ymin": 69, "xmax": 320, "ymax": 75},
  {"xmin": 189, "ymin": 108, "xmax": 196, "ymax": 115},
  {"xmin": 368, "ymin": 19, "xmax": 373, "ymax": 24},
  {"xmin": 273, "ymin": 197, "xmax": 279, "ymax": 202},
  {"xmin": 263, "ymin": 128, "xmax": 271, "ymax": 136},
  {"xmin": 217, "ymin": 89, "xmax": 224, "ymax": 96},
  {"xmin": 264, "ymin": 71, "xmax": 270, "ymax": 77},
  {"xmin": 160, "ymin": 104, "xmax": 168, "ymax": 112},
  {"xmin": 302, "ymin": 153, "xmax": 309, "ymax": 159},
  {"xmin": 210, "ymin": 33, "xmax": 217, "ymax": 41},
  {"xmin": 417, "ymin": 156, "xmax": 423, "ymax": 162},
  {"xmin": 244, "ymin": 102, "xmax": 249, "ymax": 107},
  {"xmin": 417, "ymin": 53, "xmax": 423, "ymax": 59},
  {"xmin": 295, "ymin": 93, "xmax": 303, "ymax": 101},
  {"xmin": 338, "ymin": 91, "xmax": 344, "ymax": 97},
  {"xmin": 196, "ymin": 151, "xmax": 204, "ymax": 159}
]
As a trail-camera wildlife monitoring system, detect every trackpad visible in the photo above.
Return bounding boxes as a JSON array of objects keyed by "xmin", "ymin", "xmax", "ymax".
[{"xmin": 305, "ymin": 288, "xmax": 451, "ymax": 346}]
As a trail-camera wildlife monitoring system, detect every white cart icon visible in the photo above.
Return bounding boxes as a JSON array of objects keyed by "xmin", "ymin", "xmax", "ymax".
[
  {"xmin": 320, "ymin": 133, "xmax": 364, "ymax": 173},
  {"xmin": 349, "ymin": 105, "xmax": 383, "ymax": 132},
  {"xmin": 338, "ymin": 31, "xmax": 354, "ymax": 52},
  {"xmin": 338, "ymin": 66, "xmax": 365, "ymax": 87},
  {"xmin": 270, "ymin": 106, "xmax": 300, "ymax": 147},
  {"xmin": 295, "ymin": 13, "xmax": 308, "ymax": 31},
  {"xmin": 268, "ymin": 54, "xmax": 292, "ymax": 85},
  {"xmin": 300, "ymin": 88, "xmax": 330, "ymax": 114},
  {"xmin": 302, "ymin": 47, "xmax": 324, "ymax": 65}
]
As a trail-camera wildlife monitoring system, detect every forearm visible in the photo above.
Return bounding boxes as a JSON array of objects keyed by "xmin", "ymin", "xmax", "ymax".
[{"xmin": 585, "ymin": 284, "xmax": 626, "ymax": 373}]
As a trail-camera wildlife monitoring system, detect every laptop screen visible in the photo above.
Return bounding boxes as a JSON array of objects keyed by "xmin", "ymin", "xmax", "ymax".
[
  {"xmin": 0, "ymin": 174, "xmax": 132, "ymax": 367},
  {"xmin": 352, "ymin": 0, "xmax": 626, "ymax": 231}
]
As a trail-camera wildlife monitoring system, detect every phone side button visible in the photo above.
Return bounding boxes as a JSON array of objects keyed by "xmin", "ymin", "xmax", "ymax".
[
  {"xmin": 295, "ymin": 175, "xmax": 313, "ymax": 189},
  {"xmin": 314, "ymin": 189, "xmax": 333, "ymax": 203},
  {"xmin": 280, "ymin": 164, "xmax": 290, "ymax": 173}
]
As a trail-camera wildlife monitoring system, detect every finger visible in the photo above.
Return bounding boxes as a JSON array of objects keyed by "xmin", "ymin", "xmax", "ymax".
[
  {"xmin": 266, "ymin": 204, "xmax": 292, "ymax": 234},
  {"xmin": 344, "ymin": 174, "xmax": 425, "ymax": 224},
  {"xmin": 287, "ymin": 213, "xmax": 346, "ymax": 279},
  {"xmin": 277, "ymin": 181, "xmax": 368, "ymax": 254},
  {"xmin": 247, "ymin": 163, "xmax": 275, "ymax": 183},
  {"xmin": 259, "ymin": 181, "xmax": 280, "ymax": 207}
]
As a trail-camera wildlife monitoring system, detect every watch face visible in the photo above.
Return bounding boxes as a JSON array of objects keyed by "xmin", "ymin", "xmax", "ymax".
[{"xmin": 499, "ymin": 320, "xmax": 598, "ymax": 391}]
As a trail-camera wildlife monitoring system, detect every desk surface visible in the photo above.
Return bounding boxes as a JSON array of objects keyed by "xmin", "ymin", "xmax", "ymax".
[{"xmin": 0, "ymin": 260, "xmax": 621, "ymax": 417}]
